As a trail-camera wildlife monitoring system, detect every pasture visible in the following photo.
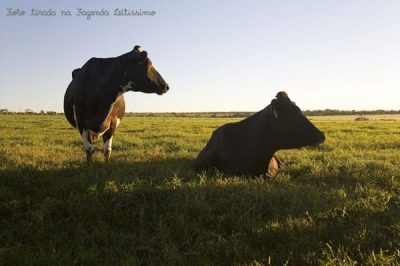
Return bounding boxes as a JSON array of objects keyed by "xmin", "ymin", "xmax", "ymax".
[{"xmin": 1, "ymin": 114, "xmax": 399, "ymax": 265}]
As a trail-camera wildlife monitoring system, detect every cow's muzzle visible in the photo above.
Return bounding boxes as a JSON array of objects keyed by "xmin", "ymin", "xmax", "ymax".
[{"xmin": 157, "ymin": 84, "xmax": 169, "ymax": 95}]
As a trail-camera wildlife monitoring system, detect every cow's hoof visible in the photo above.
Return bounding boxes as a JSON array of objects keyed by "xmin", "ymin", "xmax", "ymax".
[{"xmin": 104, "ymin": 150, "xmax": 111, "ymax": 163}]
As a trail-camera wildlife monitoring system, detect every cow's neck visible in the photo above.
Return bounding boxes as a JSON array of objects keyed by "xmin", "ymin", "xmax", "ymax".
[
  {"xmin": 108, "ymin": 55, "xmax": 131, "ymax": 95},
  {"xmin": 93, "ymin": 57, "xmax": 130, "ymax": 131},
  {"xmin": 253, "ymin": 108, "xmax": 279, "ymax": 164}
]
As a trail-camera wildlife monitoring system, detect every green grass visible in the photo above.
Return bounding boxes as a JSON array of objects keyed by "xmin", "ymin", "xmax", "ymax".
[{"xmin": 1, "ymin": 114, "xmax": 399, "ymax": 265}]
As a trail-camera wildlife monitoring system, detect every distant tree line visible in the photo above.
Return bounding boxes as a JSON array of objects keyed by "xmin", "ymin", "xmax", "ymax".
[
  {"xmin": 302, "ymin": 109, "xmax": 400, "ymax": 116},
  {"xmin": 125, "ymin": 110, "xmax": 400, "ymax": 118},
  {"xmin": 1, "ymin": 108, "xmax": 399, "ymax": 117},
  {"xmin": 0, "ymin": 109, "xmax": 58, "ymax": 115},
  {"xmin": 125, "ymin": 112, "xmax": 256, "ymax": 118}
]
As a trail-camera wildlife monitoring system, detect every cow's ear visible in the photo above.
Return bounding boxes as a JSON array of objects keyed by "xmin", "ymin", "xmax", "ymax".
[
  {"xmin": 132, "ymin": 49, "xmax": 148, "ymax": 63},
  {"xmin": 271, "ymin": 99, "xmax": 279, "ymax": 119},
  {"xmin": 276, "ymin": 91, "xmax": 294, "ymax": 105},
  {"xmin": 138, "ymin": 51, "xmax": 148, "ymax": 63},
  {"xmin": 276, "ymin": 91, "xmax": 289, "ymax": 100}
]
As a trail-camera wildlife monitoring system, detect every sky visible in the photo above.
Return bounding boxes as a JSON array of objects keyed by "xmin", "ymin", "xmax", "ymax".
[{"xmin": 0, "ymin": 0, "xmax": 399, "ymax": 112}]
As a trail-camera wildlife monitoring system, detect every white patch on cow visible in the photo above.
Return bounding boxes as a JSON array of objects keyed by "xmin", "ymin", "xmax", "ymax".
[
  {"xmin": 103, "ymin": 136, "xmax": 113, "ymax": 153},
  {"xmin": 97, "ymin": 83, "xmax": 129, "ymax": 134},
  {"xmin": 116, "ymin": 118, "xmax": 121, "ymax": 128},
  {"xmin": 89, "ymin": 128, "xmax": 109, "ymax": 140},
  {"xmin": 273, "ymin": 109, "xmax": 278, "ymax": 119},
  {"xmin": 72, "ymin": 104, "xmax": 78, "ymax": 128},
  {"xmin": 100, "ymin": 104, "xmax": 115, "ymax": 131},
  {"xmin": 81, "ymin": 130, "xmax": 94, "ymax": 153},
  {"xmin": 118, "ymin": 81, "xmax": 134, "ymax": 97}
]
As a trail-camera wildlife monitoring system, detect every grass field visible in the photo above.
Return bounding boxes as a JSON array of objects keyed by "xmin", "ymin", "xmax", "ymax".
[{"xmin": 1, "ymin": 114, "xmax": 399, "ymax": 265}]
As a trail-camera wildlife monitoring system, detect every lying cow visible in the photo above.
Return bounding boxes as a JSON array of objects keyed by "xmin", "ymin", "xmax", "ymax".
[
  {"xmin": 193, "ymin": 92, "xmax": 325, "ymax": 177},
  {"xmin": 64, "ymin": 45, "xmax": 169, "ymax": 163}
]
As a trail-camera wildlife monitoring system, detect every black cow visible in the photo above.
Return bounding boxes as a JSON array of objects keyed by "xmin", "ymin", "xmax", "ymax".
[
  {"xmin": 64, "ymin": 45, "xmax": 169, "ymax": 162},
  {"xmin": 194, "ymin": 92, "xmax": 325, "ymax": 177}
]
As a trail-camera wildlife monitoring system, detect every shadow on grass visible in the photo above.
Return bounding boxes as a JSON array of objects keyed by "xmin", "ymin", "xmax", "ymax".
[{"xmin": 1, "ymin": 158, "xmax": 399, "ymax": 265}]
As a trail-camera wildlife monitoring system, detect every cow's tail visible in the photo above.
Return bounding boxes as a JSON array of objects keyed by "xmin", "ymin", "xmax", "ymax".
[
  {"xmin": 64, "ymin": 86, "xmax": 77, "ymax": 128},
  {"xmin": 63, "ymin": 68, "xmax": 83, "ymax": 129}
]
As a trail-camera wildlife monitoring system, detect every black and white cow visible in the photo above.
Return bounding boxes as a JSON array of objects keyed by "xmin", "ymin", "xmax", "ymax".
[{"xmin": 64, "ymin": 45, "xmax": 169, "ymax": 162}]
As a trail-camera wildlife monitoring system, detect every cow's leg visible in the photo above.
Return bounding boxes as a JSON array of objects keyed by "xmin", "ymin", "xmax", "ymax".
[
  {"xmin": 102, "ymin": 128, "xmax": 113, "ymax": 162},
  {"xmin": 81, "ymin": 129, "xmax": 94, "ymax": 163},
  {"xmin": 102, "ymin": 118, "xmax": 119, "ymax": 162}
]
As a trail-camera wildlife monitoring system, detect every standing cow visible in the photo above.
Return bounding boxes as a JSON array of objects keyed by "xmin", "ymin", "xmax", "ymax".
[
  {"xmin": 64, "ymin": 45, "xmax": 169, "ymax": 162},
  {"xmin": 194, "ymin": 92, "xmax": 325, "ymax": 177}
]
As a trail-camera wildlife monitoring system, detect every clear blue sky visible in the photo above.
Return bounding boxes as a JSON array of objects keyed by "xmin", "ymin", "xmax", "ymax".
[{"xmin": 1, "ymin": 0, "xmax": 399, "ymax": 112}]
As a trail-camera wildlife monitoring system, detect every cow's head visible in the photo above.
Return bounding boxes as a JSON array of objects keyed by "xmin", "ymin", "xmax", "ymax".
[
  {"xmin": 123, "ymin": 45, "xmax": 169, "ymax": 95},
  {"xmin": 268, "ymin": 92, "xmax": 325, "ymax": 149}
]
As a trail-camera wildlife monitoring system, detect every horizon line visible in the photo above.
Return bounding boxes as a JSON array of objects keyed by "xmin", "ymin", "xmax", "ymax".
[{"xmin": 1, "ymin": 108, "xmax": 400, "ymax": 114}]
